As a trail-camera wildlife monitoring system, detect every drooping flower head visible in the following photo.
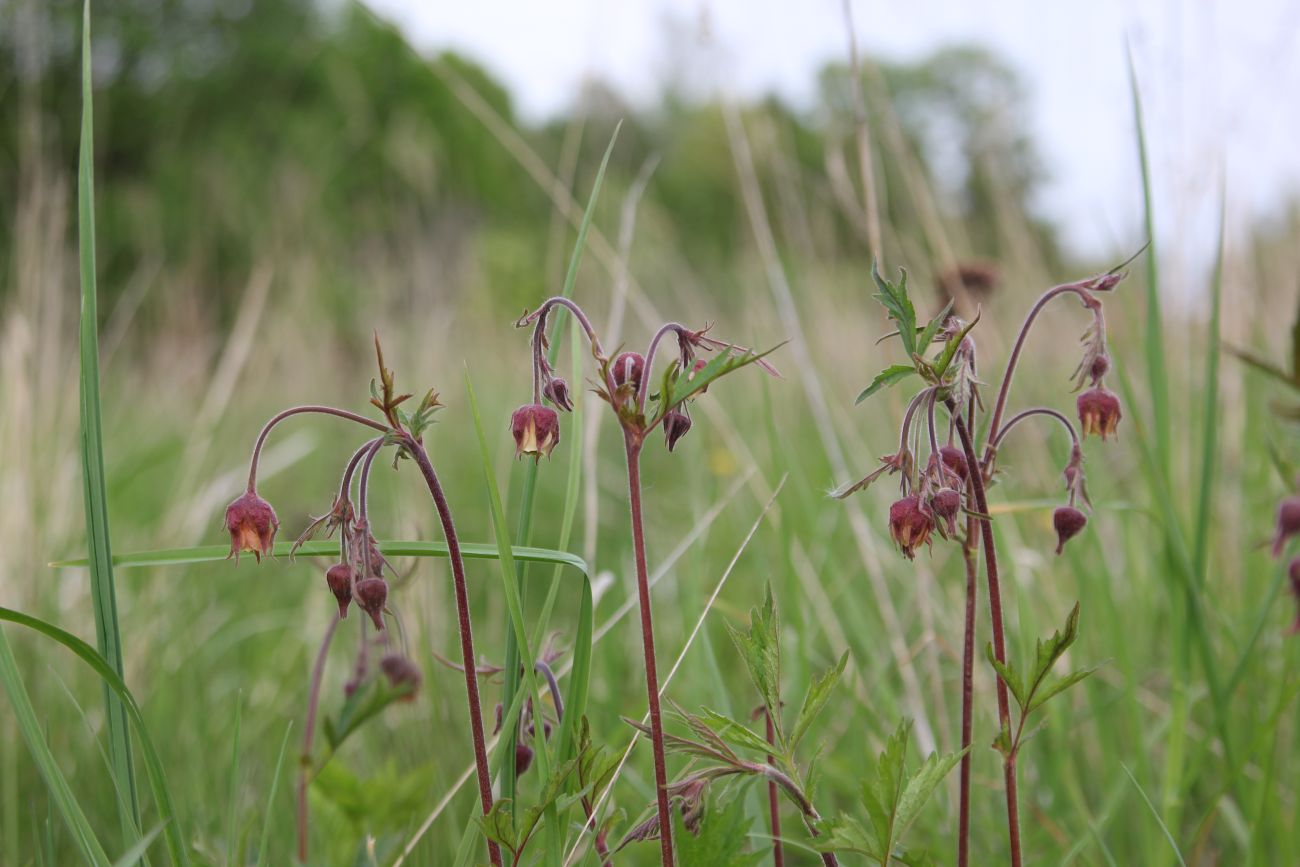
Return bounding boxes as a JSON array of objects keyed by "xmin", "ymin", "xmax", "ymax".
[
  {"xmin": 1272, "ymin": 495, "xmax": 1300, "ymax": 558},
  {"xmin": 380, "ymin": 653, "xmax": 422, "ymax": 702},
  {"xmin": 663, "ymin": 409, "xmax": 692, "ymax": 452},
  {"xmin": 325, "ymin": 563, "xmax": 354, "ymax": 618},
  {"xmin": 542, "ymin": 377, "xmax": 574, "ymax": 412},
  {"xmin": 930, "ymin": 488, "xmax": 963, "ymax": 537},
  {"xmin": 939, "ymin": 445, "xmax": 969, "ymax": 484},
  {"xmin": 889, "ymin": 495, "xmax": 934, "ymax": 559},
  {"xmin": 611, "ymin": 351, "xmax": 645, "ymax": 391},
  {"xmin": 1077, "ymin": 387, "xmax": 1122, "ymax": 440},
  {"xmin": 224, "ymin": 491, "xmax": 279, "ymax": 563},
  {"xmin": 510, "ymin": 404, "xmax": 561, "ymax": 460},
  {"xmin": 355, "ymin": 577, "xmax": 388, "ymax": 630},
  {"xmin": 1053, "ymin": 506, "xmax": 1088, "ymax": 555}
]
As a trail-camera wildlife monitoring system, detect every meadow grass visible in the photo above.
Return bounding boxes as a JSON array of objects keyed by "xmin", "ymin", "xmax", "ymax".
[{"xmin": 1, "ymin": 6, "xmax": 1298, "ymax": 867}]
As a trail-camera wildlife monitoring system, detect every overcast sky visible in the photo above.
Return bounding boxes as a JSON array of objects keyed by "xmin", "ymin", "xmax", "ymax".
[{"xmin": 366, "ymin": 0, "xmax": 1300, "ymax": 275}]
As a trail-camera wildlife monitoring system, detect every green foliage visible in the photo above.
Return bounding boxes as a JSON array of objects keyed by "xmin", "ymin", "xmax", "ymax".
[
  {"xmin": 724, "ymin": 586, "xmax": 783, "ymax": 738},
  {"xmin": 856, "ymin": 365, "xmax": 918, "ymax": 404},
  {"xmin": 672, "ymin": 795, "xmax": 765, "ymax": 867},
  {"xmin": 815, "ymin": 719, "xmax": 966, "ymax": 865},
  {"xmin": 871, "ymin": 262, "xmax": 918, "ymax": 358}
]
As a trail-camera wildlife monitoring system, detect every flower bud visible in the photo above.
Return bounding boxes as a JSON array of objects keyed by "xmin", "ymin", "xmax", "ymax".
[
  {"xmin": 1289, "ymin": 557, "xmax": 1300, "ymax": 635},
  {"xmin": 1077, "ymin": 387, "xmax": 1122, "ymax": 440},
  {"xmin": 1272, "ymin": 496, "xmax": 1300, "ymax": 558},
  {"xmin": 510, "ymin": 404, "xmax": 561, "ymax": 459},
  {"xmin": 939, "ymin": 446, "xmax": 969, "ymax": 483},
  {"xmin": 224, "ymin": 491, "xmax": 279, "ymax": 563},
  {"xmin": 663, "ymin": 410, "xmax": 692, "ymax": 452},
  {"xmin": 1053, "ymin": 506, "xmax": 1088, "ymax": 555},
  {"xmin": 355, "ymin": 577, "xmax": 388, "ymax": 630},
  {"xmin": 325, "ymin": 563, "xmax": 354, "ymax": 618},
  {"xmin": 931, "ymin": 488, "xmax": 962, "ymax": 536},
  {"xmin": 380, "ymin": 653, "xmax": 422, "ymax": 701},
  {"xmin": 888, "ymin": 495, "xmax": 934, "ymax": 559},
  {"xmin": 515, "ymin": 741, "xmax": 535, "ymax": 775},
  {"xmin": 611, "ymin": 351, "xmax": 645, "ymax": 391},
  {"xmin": 542, "ymin": 377, "xmax": 574, "ymax": 412},
  {"xmin": 1089, "ymin": 354, "xmax": 1111, "ymax": 383}
]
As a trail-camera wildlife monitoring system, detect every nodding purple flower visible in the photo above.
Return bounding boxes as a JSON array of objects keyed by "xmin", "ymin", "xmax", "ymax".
[
  {"xmin": 1077, "ymin": 387, "xmax": 1122, "ymax": 440},
  {"xmin": 939, "ymin": 445, "xmax": 969, "ymax": 484},
  {"xmin": 515, "ymin": 741, "xmax": 535, "ymax": 775},
  {"xmin": 889, "ymin": 494, "xmax": 934, "ymax": 559},
  {"xmin": 355, "ymin": 577, "xmax": 388, "ymax": 630},
  {"xmin": 224, "ymin": 491, "xmax": 279, "ymax": 563},
  {"xmin": 542, "ymin": 377, "xmax": 574, "ymax": 412},
  {"xmin": 380, "ymin": 653, "xmax": 422, "ymax": 702},
  {"xmin": 1272, "ymin": 495, "xmax": 1300, "ymax": 558},
  {"xmin": 663, "ymin": 409, "xmax": 692, "ymax": 452},
  {"xmin": 510, "ymin": 404, "xmax": 561, "ymax": 460},
  {"xmin": 611, "ymin": 351, "xmax": 645, "ymax": 391},
  {"xmin": 1053, "ymin": 506, "xmax": 1088, "ymax": 555},
  {"xmin": 325, "ymin": 563, "xmax": 354, "ymax": 618},
  {"xmin": 931, "ymin": 488, "xmax": 963, "ymax": 536}
]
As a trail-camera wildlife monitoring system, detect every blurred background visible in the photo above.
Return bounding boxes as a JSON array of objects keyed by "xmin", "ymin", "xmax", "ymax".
[{"xmin": 1, "ymin": 0, "xmax": 1297, "ymax": 864}]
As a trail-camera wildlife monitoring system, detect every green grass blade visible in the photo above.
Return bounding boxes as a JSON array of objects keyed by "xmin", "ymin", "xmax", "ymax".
[
  {"xmin": 255, "ymin": 722, "xmax": 293, "ymax": 867},
  {"xmin": 0, "ymin": 626, "xmax": 112, "ymax": 866},
  {"xmin": 463, "ymin": 370, "xmax": 558, "ymax": 866},
  {"xmin": 501, "ymin": 121, "xmax": 619, "ymax": 811},
  {"xmin": 224, "ymin": 695, "xmax": 242, "ymax": 866},
  {"xmin": 1122, "ymin": 765, "xmax": 1189, "ymax": 867},
  {"xmin": 51, "ymin": 539, "xmax": 588, "ymax": 575},
  {"xmin": 77, "ymin": 0, "xmax": 139, "ymax": 835},
  {"xmin": 0, "ymin": 608, "xmax": 191, "ymax": 866},
  {"xmin": 112, "ymin": 825, "xmax": 164, "ymax": 867},
  {"xmin": 1127, "ymin": 46, "xmax": 1170, "ymax": 476},
  {"xmin": 1192, "ymin": 191, "xmax": 1226, "ymax": 583}
]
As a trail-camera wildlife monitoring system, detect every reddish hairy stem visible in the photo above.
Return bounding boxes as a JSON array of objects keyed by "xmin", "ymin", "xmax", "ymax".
[
  {"xmin": 984, "ymin": 284, "xmax": 1101, "ymax": 456},
  {"xmin": 522, "ymin": 297, "xmax": 617, "ymax": 396},
  {"xmin": 750, "ymin": 764, "xmax": 839, "ymax": 867},
  {"xmin": 764, "ymin": 711, "xmax": 785, "ymax": 867},
  {"xmin": 405, "ymin": 438, "xmax": 502, "ymax": 867},
  {"xmin": 957, "ymin": 510, "xmax": 977, "ymax": 867},
  {"xmin": 952, "ymin": 409, "xmax": 1022, "ymax": 867},
  {"xmin": 297, "ymin": 615, "xmax": 340, "ymax": 863},
  {"xmin": 247, "ymin": 405, "xmax": 387, "ymax": 492},
  {"xmin": 988, "ymin": 407, "xmax": 1080, "ymax": 452},
  {"xmin": 623, "ymin": 437, "xmax": 675, "ymax": 867},
  {"xmin": 637, "ymin": 322, "xmax": 690, "ymax": 410}
]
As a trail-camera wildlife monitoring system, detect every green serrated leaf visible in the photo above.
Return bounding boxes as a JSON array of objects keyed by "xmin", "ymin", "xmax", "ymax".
[
  {"xmin": 892, "ymin": 746, "xmax": 968, "ymax": 845},
  {"xmin": 1026, "ymin": 666, "xmax": 1100, "ymax": 716},
  {"xmin": 871, "ymin": 261, "xmax": 917, "ymax": 358},
  {"xmin": 657, "ymin": 343, "xmax": 783, "ymax": 420},
  {"xmin": 696, "ymin": 708, "xmax": 774, "ymax": 757},
  {"xmin": 916, "ymin": 299, "xmax": 954, "ymax": 354},
  {"xmin": 474, "ymin": 800, "xmax": 518, "ymax": 854},
  {"xmin": 931, "ymin": 309, "xmax": 981, "ymax": 379},
  {"xmin": 813, "ymin": 814, "xmax": 883, "ymax": 859},
  {"xmin": 789, "ymin": 652, "xmax": 848, "ymax": 752},
  {"xmin": 985, "ymin": 642, "xmax": 1027, "ymax": 710},
  {"xmin": 724, "ymin": 586, "xmax": 783, "ymax": 744},
  {"xmin": 672, "ymin": 794, "xmax": 764, "ymax": 867},
  {"xmin": 856, "ymin": 365, "xmax": 918, "ymax": 404}
]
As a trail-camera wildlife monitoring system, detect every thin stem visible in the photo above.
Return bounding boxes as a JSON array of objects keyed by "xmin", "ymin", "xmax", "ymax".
[
  {"xmin": 247, "ymin": 405, "xmax": 388, "ymax": 492},
  {"xmin": 638, "ymin": 322, "xmax": 690, "ymax": 410},
  {"xmin": 536, "ymin": 660, "xmax": 565, "ymax": 723},
  {"xmin": 623, "ymin": 438, "xmax": 675, "ymax": 867},
  {"xmin": 297, "ymin": 615, "xmax": 341, "ymax": 863},
  {"xmin": 356, "ymin": 439, "xmax": 385, "ymax": 583},
  {"xmin": 765, "ymin": 711, "xmax": 785, "ymax": 867},
  {"xmin": 985, "ymin": 284, "xmax": 1101, "ymax": 453},
  {"xmin": 524, "ymin": 297, "xmax": 620, "ymax": 401},
  {"xmin": 989, "ymin": 407, "xmax": 1080, "ymax": 452},
  {"xmin": 952, "ymin": 408, "xmax": 1022, "ymax": 867},
  {"xmin": 751, "ymin": 765, "xmax": 839, "ymax": 867},
  {"xmin": 957, "ymin": 508, "xmax": 977, "ymax": 867},
  {"xmin": 405, "ymin": 437, "xmax": 502, "ymax": 867}
]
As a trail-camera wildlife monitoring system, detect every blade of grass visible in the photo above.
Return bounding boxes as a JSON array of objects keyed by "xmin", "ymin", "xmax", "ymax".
[
  {"xmin": 0, "ymin": 607, "xmax": 191, "ymax": 866},
  {"xmin": 1122, "ymin": 764, "xmax": 1188, "ymax": 867},
  {"xmin": 77, "ymin": 0, "xmax": 140, "ymax": 836},
  {"xmin": 1193, "ymin": 189, "xmax": 1226, "ymax": 584},
  {"xmin": 224, "ymin": 694, "xmax": 242, "ymax": 866},
  {"xmin": 0, "ymin": 626, "xmax": 112, "ymax": 866},
  {"xmin": 463, "ymin": 369, "xmax": 557, "ymax": 866},
  {"xmin": 255, "ymin": 722, "xmax": 293, "ymax": 867},
  {"xmin": 112, "ymin": 826, "xmax": 164, "ymax": 867},
  {"xmin": 502, "ymin": 122, "xmax": 619, "ymax": 813},
  {"xmin": 51, "ymin": 540, "xmax": 587, "ymax": 575}
]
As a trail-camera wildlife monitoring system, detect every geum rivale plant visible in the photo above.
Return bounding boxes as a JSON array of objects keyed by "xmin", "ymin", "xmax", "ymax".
[
  {"xmin": 511, "ymin": 298, "xmax": 778, "ymax": 866},
  {"xmin": 836, "ymin": 262, "xmax": 1129, "ymax": 866},
  {"xmin": 222, "ymin": 339, "xmax": 505, "ymax": 867}
]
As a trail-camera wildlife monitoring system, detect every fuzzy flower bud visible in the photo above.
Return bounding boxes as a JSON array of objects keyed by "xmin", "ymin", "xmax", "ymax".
[
  {"xmin": 939, "ymin": 445, "xmax": 969, "ymax": 483},
  {"xmin": 542, "ymin": 377, "xmax": 574, "ymax": 412},
  {"xmin": 1077, "ymin": 387, "xmax": 1122, "ymax": 440},
  {"xmin": 931, "ymin": 488, "xmax": 962, "ymax": 536},
  {"xmin": 510, "ymin": 404, "xmax": 561, "ymax": 459},
  {"xmin": 888, "ymin": 495, "xmax": 934, "ymax": 559},
  {"xmin": 1289, "ymin": 558, "xmax": 1300, "ymax": 635},
  {"xmin": 515, "ymin": 741, "xmax": 535, "ymax": 775},
  {"xmin": 355, "ymin": 577, "xmax": 388, "ymax": 630},
  {"xmin": 380, "ymin": 653, "xmax": 422, "ymax": 701},
  {"xmin": 1089, "ymin": 354, "xmax": 1111, "ymax": 384},
  {"xmin": 1272, "ymin": 496, "xmax": 1300, "ymax": 558},
  {"xmin": 325, "ymin": 563, "xmax": 354, "ymax": 618},
  {"xmin": 663, "ymin": 410, "xmax": 692, "ymax": 452},
  {"xmin": 611, "ymin": 351, "xmax": 645, "ymax": 391},
  {"xmin": 1053, "ymin": 506, "xmax": 1088, "ymax": 555},
  {"xmin": 224, "ymin": 491, "xmax": 279, "ymax": 563}
]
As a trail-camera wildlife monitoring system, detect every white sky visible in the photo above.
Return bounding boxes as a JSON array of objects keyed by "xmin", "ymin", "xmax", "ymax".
[{"xmin": 365, "ymin": 0, "xmax": 1300, "ymax": 273}]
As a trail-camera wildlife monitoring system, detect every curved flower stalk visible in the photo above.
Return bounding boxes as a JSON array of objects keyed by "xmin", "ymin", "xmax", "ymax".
[
  {"xmin": 223, "ymin": 338, "xmax": 502, "ymax": 867},
  {"xmin": 513, "ymin": 298, "xmax": 780, "ymax": 866},
  {"xmin": 835, "ymin": 261, "xmax": 1131, "ymax": 866}
]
